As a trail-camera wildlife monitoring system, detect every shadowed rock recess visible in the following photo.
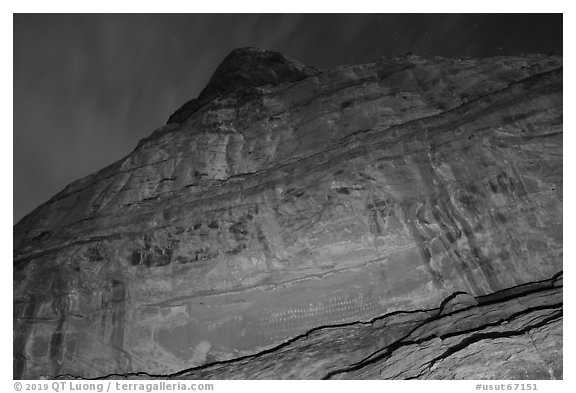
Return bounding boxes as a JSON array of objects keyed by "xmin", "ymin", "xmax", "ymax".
[{"xmin": 14, "ymin": 47, "xmax": 562, "ymax": 380}]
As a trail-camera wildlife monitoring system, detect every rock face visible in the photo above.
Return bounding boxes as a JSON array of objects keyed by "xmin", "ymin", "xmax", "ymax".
[
  {"xmin": 14, "ymin": 48, "xmax": 563, "ymax": 380},
  {"xmin": 93, "ymin": 274, "xmax": 562, "ymax": 380}
]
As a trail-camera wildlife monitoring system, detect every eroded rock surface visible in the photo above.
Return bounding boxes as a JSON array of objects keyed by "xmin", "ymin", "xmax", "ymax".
[
  {"xmin": 14, "ymin": 48, "xmax": 562, "ymax": 379},
  {"xmin": 86, "ymin": 275, "xmax": 561, "ymax": 380}
]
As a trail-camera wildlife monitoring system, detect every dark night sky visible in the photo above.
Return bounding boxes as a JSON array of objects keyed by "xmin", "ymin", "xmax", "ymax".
[{"xmin": 13, "ymin": 14, "xmax": 563, "ymax": 223}]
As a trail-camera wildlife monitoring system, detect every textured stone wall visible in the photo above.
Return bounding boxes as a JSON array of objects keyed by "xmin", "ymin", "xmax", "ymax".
[{"xmin": 14, "ymin": 49, "xmax": 562, "ymax": 379}]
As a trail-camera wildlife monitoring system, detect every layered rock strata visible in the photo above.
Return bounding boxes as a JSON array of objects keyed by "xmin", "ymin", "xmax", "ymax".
[
  {"xmin": 83, "ymin": 273, "xmax": 562, "ymax": 380},
  {"xmin": 14, "ymin": 47, "xmax": 563, "ymax": 379}
]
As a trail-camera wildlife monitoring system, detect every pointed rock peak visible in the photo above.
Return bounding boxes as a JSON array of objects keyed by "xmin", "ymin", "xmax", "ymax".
[
  {"xmin": 198, "ymin": 47, "xmax": 321, "ymax": 100},
  {"xmin": 166, "ymin": 48, "xmax": 320, "ymax": 125}
]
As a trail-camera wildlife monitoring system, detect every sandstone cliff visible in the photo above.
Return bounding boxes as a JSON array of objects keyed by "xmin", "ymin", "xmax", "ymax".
[{"xmin": 14, "ymin": 47, "xmax": 563, "ymax": 379}]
